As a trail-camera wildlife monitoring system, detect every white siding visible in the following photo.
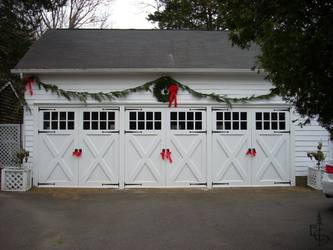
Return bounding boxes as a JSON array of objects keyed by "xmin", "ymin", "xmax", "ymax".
[
  {"xmin": 293, "ymin": 114, "xmax": 332, "ymax": 176},
  {"xmin": 23, "ymin": 72, "xmax": 332, "ymax": 178}
]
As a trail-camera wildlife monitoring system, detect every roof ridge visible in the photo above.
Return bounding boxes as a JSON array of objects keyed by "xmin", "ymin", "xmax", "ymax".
[{"xmin": 51, "ymin": 28, "xmax": 228, "ymax": 33}]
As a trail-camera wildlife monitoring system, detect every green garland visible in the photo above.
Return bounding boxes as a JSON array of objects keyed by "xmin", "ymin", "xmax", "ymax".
[{"xmin": 29, "ymin": 76, "xmax": 276, "ymax": 106}]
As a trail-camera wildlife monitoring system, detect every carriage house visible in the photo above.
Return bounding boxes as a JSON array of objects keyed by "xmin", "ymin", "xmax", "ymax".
[{"xmin": 12, "ymin": 29, "xmax": 332, "ymax": 188}]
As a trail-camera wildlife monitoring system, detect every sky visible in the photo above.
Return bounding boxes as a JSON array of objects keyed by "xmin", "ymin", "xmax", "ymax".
[{"xmin": 109, "ymin": 0, "xmax": 157, "ymax": 29}]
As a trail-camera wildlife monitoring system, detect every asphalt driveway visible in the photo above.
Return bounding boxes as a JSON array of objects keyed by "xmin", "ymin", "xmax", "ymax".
[{"xmin": 1, "ymin": 187, "xmax": 333, "ymax": 250}]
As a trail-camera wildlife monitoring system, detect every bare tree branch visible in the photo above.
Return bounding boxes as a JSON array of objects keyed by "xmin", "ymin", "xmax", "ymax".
[{"xmin": 37, "ymin": 0, "xmax": 112, "ymax": 37}]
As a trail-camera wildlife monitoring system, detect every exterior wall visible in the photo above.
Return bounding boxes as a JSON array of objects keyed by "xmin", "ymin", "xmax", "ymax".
[
  {"xmin": 293, "ymin": 115, "xmax": 332, "ymax": 176},
  {"xmin": 22, "ymin": 72, "xmax": 332, "ymax": 178}
]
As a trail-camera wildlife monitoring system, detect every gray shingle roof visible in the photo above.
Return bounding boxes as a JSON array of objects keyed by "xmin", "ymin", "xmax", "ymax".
[{"xmin": 14, "ymin": 29, "xmax": 259, "ymax": 71}]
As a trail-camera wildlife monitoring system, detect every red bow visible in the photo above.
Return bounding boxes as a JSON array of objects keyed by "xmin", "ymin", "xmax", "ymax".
[
  {"xmin": 168, "ymin": 84, "xmax": 179, "ymax": 107},
  {"xmin": 166, "ymin": 149, "xmax": 172, "ymax": 163},
  {"xmin": 246, "ymin": 148, "xmax": 256, "ymax": 157},
  {"xmin": 72, "ymin": 149, "xmax": 82, "ymax": 157},
  {"xmin": 25, "ymin": 76, "xmax": 35, "ymax": 96},
  {"xmin": 160, "ymin": 149, "xmax": 166, "ymax": 160}
]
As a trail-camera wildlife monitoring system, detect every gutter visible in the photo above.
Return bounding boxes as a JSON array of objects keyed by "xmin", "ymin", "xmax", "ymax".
[{"xmin": 11, "ymin": 68, "xmax": 264, "ymax": 75}]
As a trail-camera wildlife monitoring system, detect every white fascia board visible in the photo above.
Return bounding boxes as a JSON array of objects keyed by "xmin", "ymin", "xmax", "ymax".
[{"xmin": 11, "ymin": 68, "xmax": 263, "ymax": 74}]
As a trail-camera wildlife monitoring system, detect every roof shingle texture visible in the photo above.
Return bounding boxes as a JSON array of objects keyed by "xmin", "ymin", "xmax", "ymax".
[{"xmin": 15, "ymin": 29, "xmax": 259, "ymax": 70}]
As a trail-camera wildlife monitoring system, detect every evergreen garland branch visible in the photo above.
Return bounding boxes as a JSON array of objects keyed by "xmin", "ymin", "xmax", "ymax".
[{"xmin": 30, "ymin": 76, "xmax": 276, "ymax": 106}]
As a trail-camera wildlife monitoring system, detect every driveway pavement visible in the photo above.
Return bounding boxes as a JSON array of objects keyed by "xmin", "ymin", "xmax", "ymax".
[{"xmin": 0, "ymin": 187, "xmax": 333, "ymax": 250}]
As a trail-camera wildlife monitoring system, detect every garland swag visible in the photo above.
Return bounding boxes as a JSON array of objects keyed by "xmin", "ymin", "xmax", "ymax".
[{"xmin": 28, "ymin": 76, "xmax": 276, "ymax": 106}]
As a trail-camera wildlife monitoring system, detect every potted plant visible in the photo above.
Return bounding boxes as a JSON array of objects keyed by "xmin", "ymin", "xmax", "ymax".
[
  {"xmin": 1, "ymin": 148, "xmax": 32, "ymax": 192},
  {"xmin": 16, "ymin": 148, "xmax": 30, "ymax": 168},
  {"xmin": 307, "ymin": 142, "xmax": 326, "ymax": 190}
]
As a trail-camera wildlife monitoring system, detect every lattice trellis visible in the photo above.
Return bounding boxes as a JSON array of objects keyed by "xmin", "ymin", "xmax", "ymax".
[
  {"xmin": 308, "ymin": 166, "xmax": 324, "ymax": 190},
  {"xmin": 1, "ymin": 169, "xmax": 31, "ymax": 191},
  {"xmin": 0, "ymin": 124, "xmax": 21, "ymax": 168}
]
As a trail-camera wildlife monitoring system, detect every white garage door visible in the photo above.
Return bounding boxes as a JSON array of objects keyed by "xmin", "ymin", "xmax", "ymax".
[
  {"xmin": 37, "ymin": 108, "xmax": 120, "ymax": 187},
  {"xmin": 124, "ymin": 108, "xmax": 207, "ymax": 187},
  {"xmin": 212, "ymin": 108, "xmax": 291, "ymax": 187}
]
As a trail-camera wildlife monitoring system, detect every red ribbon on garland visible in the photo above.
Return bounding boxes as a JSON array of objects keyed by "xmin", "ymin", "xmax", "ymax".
[
  {"xmin": 25, "ymin": 76, "xmax": 35, "ymax": 96},
  {"xmin": 168, "ymin": 84, "xmax": 179, "ymax": 107}
]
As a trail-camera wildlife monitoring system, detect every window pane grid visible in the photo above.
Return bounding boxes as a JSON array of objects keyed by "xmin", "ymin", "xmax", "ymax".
[
  {"xmin": 216, "ymin": 112, "xmax": 247, "ymax": 130},
  {"xmin": 255, "ymin": 112, "xmax": 287, "ymax": 130},
  {"xmin": 170, "ymin": 111, "xmax": 203, "ymax": 130},
  {"xmin": 83, "ymin": 111, "xmax": 116, "ymax": 130},
  {"xmin": 129, "ymin": 111, "xmax": 161, "ymax": 131},
  {"xmin": 43, "ymin": 111, "xmax": 75, "ymax": 130}
]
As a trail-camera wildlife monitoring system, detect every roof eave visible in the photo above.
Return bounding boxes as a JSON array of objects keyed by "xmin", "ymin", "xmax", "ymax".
[{"xmin": 11, "ymin": 68, "xmax": 261, "ymax": 74}]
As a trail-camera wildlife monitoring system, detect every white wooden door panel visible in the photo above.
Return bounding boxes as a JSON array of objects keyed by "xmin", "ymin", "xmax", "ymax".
[
  {"xmin": 252, "ymin": 110, "xmax": 290, "ymax": 185},
  {"xmin": 38, "ymin": 109, "xmax": 78, "ymax": 187},
  {"xmin": 79, "ymin": 109, "xmax": 120, "ymax": 187},
  {"xmin": 212, "ymin": 110, "xmax": 251, "ymax": 186},
  {"xmin": 79, "ymin": 133, "xmax": 119, "ymax": 186},
  {"xmin": 211, "ymin": 108, "xmax": 291, "ymax": 187},
  {"xmin": 167, "ymin": 133, "xmax": 206, "ymax": 186},
  {"xmin": 124, "ymin": 109, "xmax": 165, "ymax": 187},
  {"xmin": 125, "ymin": 133, "xmax": 165, "ymax": 186},
  {"xmin": 212, "ymin": 133, "xmax": 251, "ymax": 186},
  {"xmin": 166, "ymin": 109, "xmax": 207, "ymax": 187}
]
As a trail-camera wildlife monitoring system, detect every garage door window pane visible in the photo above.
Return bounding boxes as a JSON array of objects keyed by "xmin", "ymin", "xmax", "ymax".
[
  {"xmin": 92, "ymin": 112, "xmax": 98, "ymax": 120},
  {"xmin": 256, "ymin": 112, "xmax": 287, "ymax": 131},
  {"xmin": 129, "ymin": 112, "xmax": 136, "ymax": 120},
  {"xmin": 146, "ymin": 112, "xmax": 153, "ymax": 120},
  {"xmin": 108, "ymin": 112, "xmax": 115, "ymax": 120},
  {"xmin": 155, "ymin": 112, "xmax": 161, "ymax": 120},
  {"xmin": 241, "ymin": 122, "xmax": 247, "ymax": 130},
  {"xmin": 42, "ymin": 111, "xmax": 75, "ymax": 131},
  {"xmin": 224, "ymin": 112, "xmax": 231, "ymax": 120},
  {"xmin": 170, "ymin": 111, "xmax": 204, "ymax": 130},
  {"xmin": 92, "ymin": 121, "xmax": 98, "ymax": 130},
  {"xmin": 187, "ymin": 121, "xmax": 194, "ymax": 130},
  {"xmin": 60, "ymin": 121, "xmax": 66, "ymax": 130},
  {"xmin": 147, "ymin": 121, "xmax": 153, "ymax": 130},
  {"xmin": 155, "ymin": 121, "xmax": 161, "ymax": 130},
  {"xmin": 138, "ymin": 112, "xmax": 144, "ymax": 120},
  {"xmin": 100, "ymin": 112, "xmax": 107, "ymax": 120},
  {"xmin": 129, "ymin": 122, "xmax": 136, "ymax": 130},
  {"xmin": 83, "ymin": 122, "xmax": 90, "ymax": 130},
  {"xmin": 128, "ymin": 111, "xmax": 161, "ymax": 131},
  {"xmin": 100, "ymin": 121, "xmax": 107, "ymax": 130},
  {"xmin": 51, "ymin": 121, "xmax": 58, "ymax": 129},
  {"xmin": 43, "ymin": 121, "xmax": 50, "ymax": 130},
  {"xmin": 225, "ymin": 121, "xmax": 231, "ymax": 130},
  {"xmin": 68, "ymin": 112, "xmax": 74, "ymax": 120},
  {"xmin": 60, "ymin": 112, "xmax": 66, "ymax": 120},
  {"xmin": 82, "ymin": 111, "xmax": 117, "ymax": 131},
  {"xmin": 52, "ymin": 112, "xmax": 58, "ymax": 120},
  {"xmin": 84, "ymin": 112, "xmax": 90, "ymax": 120},
  {"xmin": 68, "ymin": 121, "xmax": 74, "ymax": 130},
  {"xmin": 215, "ymin": 111, "xmax": 247, "ymax": 131},
  {"xmin": 43, "ymin": 112, "xmax": 50, "ymax": 120},
  {"xmin": 216, "ymin": 112, "xmax": 223, "ymax": 120}
]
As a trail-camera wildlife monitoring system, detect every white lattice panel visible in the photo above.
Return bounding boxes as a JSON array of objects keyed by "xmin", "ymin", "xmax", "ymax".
[
  {"xmin": 307, "ymin": 166, "xmax": 324, "ymax": 190},
  {"xmin": 0, "ymin": 124, "xmax": 21, "ymax": 168},
  {"xmin": 1, "ymin": 168, "xmax": 31, "ymax": 191}
]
